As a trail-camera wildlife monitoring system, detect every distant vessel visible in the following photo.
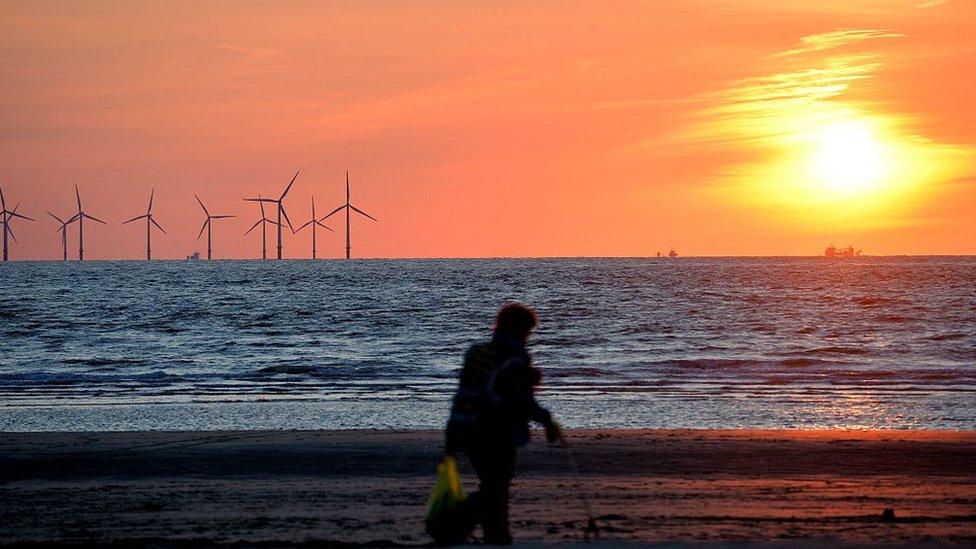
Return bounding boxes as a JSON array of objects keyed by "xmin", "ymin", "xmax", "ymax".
[
  {"xmin": 668, "ymin": 247, "xmax": 678, "ymax": 258},
  {"xmin": 824, "ymin": 245, "xmax": 860, "ymax": 257},
  {"xmin": 186, "ymin": 251, "xmax": 200, "ymax": 260}
]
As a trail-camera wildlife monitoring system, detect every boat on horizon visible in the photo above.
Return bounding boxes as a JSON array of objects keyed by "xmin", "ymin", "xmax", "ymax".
[{"xmin": 824, "ymin": 245, "xmax": 860, "ymax": 257}]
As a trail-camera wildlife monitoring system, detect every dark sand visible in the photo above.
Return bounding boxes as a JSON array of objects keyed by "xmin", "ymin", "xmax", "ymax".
[{"xmin": 1, "ymin": 429, "xmax": 974, "ymax": 546}]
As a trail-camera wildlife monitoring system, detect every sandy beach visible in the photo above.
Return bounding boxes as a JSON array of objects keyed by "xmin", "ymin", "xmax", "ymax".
[{"xmin": 1, "ymin": 429, "xmax": 974, "ymax": 546}]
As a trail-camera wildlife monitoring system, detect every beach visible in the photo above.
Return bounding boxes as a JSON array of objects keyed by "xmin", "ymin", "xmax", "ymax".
[{"xmin": 2, "ymin": 429, "xmax": 974, "ymax": 546}]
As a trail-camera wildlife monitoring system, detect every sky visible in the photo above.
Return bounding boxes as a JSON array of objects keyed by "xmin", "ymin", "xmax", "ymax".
[{"xmin": 1, "ymin": 0, "xmax": 974, "ymax": 259}]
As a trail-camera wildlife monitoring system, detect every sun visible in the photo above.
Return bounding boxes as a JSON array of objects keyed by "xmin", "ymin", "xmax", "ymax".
[{"xmin": 811, "ymin": 120, "xmax": 885, "ymax": 194}]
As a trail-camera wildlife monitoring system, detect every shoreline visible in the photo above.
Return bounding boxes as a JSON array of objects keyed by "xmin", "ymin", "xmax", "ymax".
[{"xmin": 2, "ymin": 429, "xmax": 975, "ymax": 546}]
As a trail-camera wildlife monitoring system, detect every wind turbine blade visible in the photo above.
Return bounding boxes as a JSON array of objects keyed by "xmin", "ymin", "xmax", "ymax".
[
  {"xmin": 122, "ymin": 214, "xmax": 148, "ymax": 225},
  {"xmin": 346, "ymin": 171, "xmax": 350, "ymax": 202},
  {"xmin": 316, "ymin": 220, "xmax": 335, "ymax": 232},
  {"xmin": 197, "ymin": 219, "xmax": 209, "ymax": 241},
  {"xmin": 244, "ymin": 218, "xmax": 263, "ymax": 236},
  {"xmin": 85, "ymin": 213, "xmax": 107, "ymax": 224},
  {"xmin": 244, "ymin": 198, "xmax": 277, "ymax": 203},
  {"xmin": 212, "ymin": 215, "xmax": 235, "ymax": 219},
  {"xmin": 148, "ymin": 188, "xmax": 155, "ymax": 213},
  {"xmin": 75, "ymin": 184, "xmax": 82, "ymax": 211},
  {"xmin": 320, "ymin": 205, "xmax": 344, "ymax": 221},
  {"xmin": 0, "ymin": 185, "xmax": 5, "ymax": 210},
  {"xmin": 350, "ymin": 205, "xmax": 377, "ymax": 221},
  {"xmin": 195, "ymin": 194, "xmax": 210, "ymax": 216},
  {"xmin": 6, "ymin": 223, "xmax": 16, "ymax": 243},
  {"xmin": 150, "ymin": 217, "xmax": 167, "ymax": 234},
  {"xmin": 280, "ymin": 205, "xmax": 294, "ymax": 232},
  {"xmin": 66, "ymin": 213, "xmax": 80, "ymax": 224},
  {"xmin": 280, "ymin": 171, "xmax": 299, "ymax": 200},
  {"xmin": 7, "ymin": 203, "xmax": 36, "ymax": 221},
  {"xmin": 295, "ymin": 219, "xmax": 313, "ymax": 232},
  {"xmin": 258, "ymin": 194, "xmax": 266, "ymax": 217},
  {"xmin": 46, "ymin": 211, "xmax": 65, "ymax": 225}
]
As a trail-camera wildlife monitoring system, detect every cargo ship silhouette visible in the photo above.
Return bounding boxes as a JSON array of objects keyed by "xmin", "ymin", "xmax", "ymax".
[{"xmin": 824, "ymin": 245, "xmax": 860, "ymax": 257}]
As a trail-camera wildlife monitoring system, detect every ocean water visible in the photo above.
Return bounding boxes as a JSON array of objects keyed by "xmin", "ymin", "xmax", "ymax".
[{"xmin": 0, "ymin": 257, "xmax": 974, "ymax": 432}]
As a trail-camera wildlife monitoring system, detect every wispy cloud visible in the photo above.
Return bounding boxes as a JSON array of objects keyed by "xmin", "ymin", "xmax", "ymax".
[
  {"xmin": 916, "ymin": 0, "xmax": 948, "ymax": 8},
  {"xmin": 692, "ymin": 54, "xmax": 883, "ymax": 145},
  {"xmin": 773, "ymin": 29, "xmax": 903, "ymax": 58},
  {"xmin": 687, "ymin": 28, "xmax": 905, "ymax": 145},
  {"xmin": 675, "ymin": 21, "xmax": 974, "ymax": 230}
]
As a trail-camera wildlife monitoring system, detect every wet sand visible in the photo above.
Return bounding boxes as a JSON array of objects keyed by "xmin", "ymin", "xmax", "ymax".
[{"xmin": 1, "ymin": 429, "xmax": 974, "ymax": 546}]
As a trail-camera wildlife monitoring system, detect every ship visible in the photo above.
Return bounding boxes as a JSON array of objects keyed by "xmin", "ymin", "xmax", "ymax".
[
  {"xmin": 824, "ymin": 245, "xmax": 860, "ymax": 257},
  {"xmin": 186, "ymin": 251, "xmax": 200, "ymax": 260},
  {"xmin": 668, "ymin": 247, "xmax": 678, "ymax": 258}
]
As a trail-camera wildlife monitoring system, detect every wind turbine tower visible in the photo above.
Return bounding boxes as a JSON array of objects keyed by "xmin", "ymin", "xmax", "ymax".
[
  {"xmin": 244, "ymin": 194, "xmax": 279, "ymax": 259},
  {"xmin": 321, "ymin": 171, "xmax": 377, "ymax": 259},
  {"xmin": 0, "ymin": 186, "xmax": 36, "ymax": 261},
  {"xmin": 123, "ymin": 188, "xmax": 167, "ymax": 259},
  {"xmin": 73, "ymin": 184, "xmax": 107, "ymax": 260},
  {"xmin": 195, "ymin": 195, "xmax": 235, "ymax": 260},
  {"xmin": 46, "ymin": 211, "xmax": 77, "ymax": 261},
  {"xmin": 295, "ymin": 196, "xmax": 333, "ymax": 259},
  {"xmin": 244, "ymin": 171, "xmax": 297, "ymax": 260}
]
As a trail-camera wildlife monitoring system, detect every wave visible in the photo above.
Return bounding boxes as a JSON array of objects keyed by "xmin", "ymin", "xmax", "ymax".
[
  {"xmin": 784, "ymin": 346, "xmax": 871, "ymax": 356},
  {"xmin": 645, "ymin": 358, "xmax": 845, "ymax": 370},
  {"xmin": 258, "ymin": 365, "xmax": 317, "ymax": 375},
  {"xmin": 0, "ymin": 370, "xmax": 180, "ymax": 386},
  {"xmin": 925, "ymin": 332, "xmax": 967, "ymax": 341}
]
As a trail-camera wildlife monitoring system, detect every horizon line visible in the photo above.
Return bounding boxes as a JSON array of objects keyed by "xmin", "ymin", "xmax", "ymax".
[{"xmin": 2, "ymin": 253, "xmax": 975, "ymax": 263}]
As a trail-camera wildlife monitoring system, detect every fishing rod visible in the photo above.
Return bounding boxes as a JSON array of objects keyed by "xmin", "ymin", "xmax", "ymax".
[{"xmin": 556, "ymin": 430, "xmax": 600, "ymax": 541}]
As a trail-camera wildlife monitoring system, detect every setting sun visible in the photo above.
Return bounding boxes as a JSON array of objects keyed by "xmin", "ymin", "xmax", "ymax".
[{"xmin": 812, "ymin": 120, "xmax": 885, "ymax": 195}]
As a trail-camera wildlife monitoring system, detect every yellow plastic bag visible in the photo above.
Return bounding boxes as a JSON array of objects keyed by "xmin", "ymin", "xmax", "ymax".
[{"xmin": 425, "ymin": 455, "xmax": 476, "ymax": 545}]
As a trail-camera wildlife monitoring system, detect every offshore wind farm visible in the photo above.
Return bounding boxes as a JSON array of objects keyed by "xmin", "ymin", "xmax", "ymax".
[{"xmin": 0, "ymin": 172, "xmax": 379, "ymax": 261}]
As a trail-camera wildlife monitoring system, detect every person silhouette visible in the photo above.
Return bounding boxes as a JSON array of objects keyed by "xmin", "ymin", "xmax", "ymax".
[{"xmin": 444, "ymin": 302, "xmax": 563, "ymax": 545}]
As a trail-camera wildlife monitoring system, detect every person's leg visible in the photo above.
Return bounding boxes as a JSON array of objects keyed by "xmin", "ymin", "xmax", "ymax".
[{"xmin": 468, "ymin": 442, "xmax": 516, "ymax": 545}]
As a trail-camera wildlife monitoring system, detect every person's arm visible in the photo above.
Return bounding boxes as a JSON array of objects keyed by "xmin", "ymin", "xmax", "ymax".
[{"xmin": 495, "ymin": 360, "xmax": 563, "ymax": 443}]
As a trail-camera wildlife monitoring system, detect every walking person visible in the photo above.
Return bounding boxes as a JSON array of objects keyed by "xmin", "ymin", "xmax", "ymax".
[{"xmin": 444, "ymin": 302, "xmax": 563, "ymax": 545}]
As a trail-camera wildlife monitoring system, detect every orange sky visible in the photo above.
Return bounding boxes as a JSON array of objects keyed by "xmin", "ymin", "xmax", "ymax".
[{"xmin": 1, "ymin": 0, "xmax": 974, "ymax": 259}]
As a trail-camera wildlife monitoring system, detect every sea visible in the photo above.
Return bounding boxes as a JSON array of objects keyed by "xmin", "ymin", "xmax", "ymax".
[{"xmin": 0, "ymin": 257, "xmax": 973, "ymax": 432}]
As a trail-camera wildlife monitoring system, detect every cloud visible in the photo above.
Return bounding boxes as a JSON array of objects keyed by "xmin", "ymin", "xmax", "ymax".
[
  {"xmin": 692, "ymin": 54, "xmax": 883, "ymax": 145},
  {"xmin": 691, "ymin": 29, "xmax": 906, "ymax": 145},
  {"xmin": 673, "ymin": 19, "xmax": 975, "ymax": 235},
  {"xmin": 773, "ymin": 29, "xmax": 904, "ymax": 58},
  {"xmin": 916, "ymin": 0, "xmax": 948, "ymax": 8}
]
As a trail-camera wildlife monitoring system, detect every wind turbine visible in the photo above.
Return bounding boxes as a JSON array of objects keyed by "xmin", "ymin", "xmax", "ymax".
[
  {"xmin": 0, "ymin": 186, "xmax": 36, "ymax": 261},
  {"xmin": 244, "ymin": 194, "xmax": 280, "ymax": 259},
  {"xmin": 244, "ymin": 171, "xmax": 297, "ymax": 260},
  {"xmin": 46, "ymin": 211, "xmax": 77, "ymax": 261},
  {"xmin": 73, "ymin": 184, "xmax": 107, "ymax": 260},
  {"xmin": 122, "ymin": 189, "xmax": 167, "ymax": 260},
  {"xmin": 321, "ymin": 171, "xmax": 377, "ymax": 259},
  {"xmin": 294, "ymin": 196, "xmax": 333, "ymax": 259},
  {"xmin": 195, "ymin": 195, "xmax": 235, "ymax": 260}
]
